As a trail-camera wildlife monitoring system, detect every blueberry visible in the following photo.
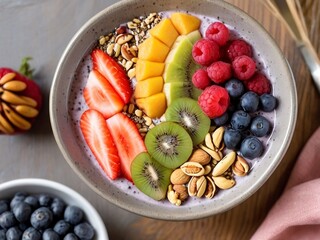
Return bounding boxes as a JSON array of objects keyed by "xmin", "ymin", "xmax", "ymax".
[
  {"xmin": 225, "ymin": 78, "xmax": 245, "ymax": 98},
  {"xmin": 42, "ymin": 229, "xmax": 60, "ymax": 240},
  {"xmin": 64, "ymin": 233, "xmax": 79, "ymax": 240},
  {"xmin": 54, "ymin": 220, "xmax": 71, "ymax": 236},
  {"xmin": 240, "ymin": 91, "xmax": 259, "ymax": 112},
  {"xmin": 24, "ymin": 195, "xmax": 39, "ymax": 209},
  {"xmin": 240, "ymin": 136, "xmax": 264, "ymax": 159},
  {"xmin": 19, "ymin": 223, "xmax": 29, "ymax": 232},
  {"xmin": 0, "ymin": 211, "xmax": 17, "ymax": 229},
  {"xmin": 260, "ymin": 93, "xmax": 277, "ymax": 112},
  {"xmin": 6, "ymin": 226, "xmax": 22, "ymax": 240},
  {"xmin": 212, "ymin": 112, "xmax": 229, "ymax": 126},
  {"xmin": 38, "ymin": 194, "xmax": 52, "ymax": 207},
  {"xmin": 0, "ymin": 229, "xmax": 6, "ymax": 239},
  {"xmin": 12, "ymin": 202, "xmax": 32, "ymax": 223},
  {"xmin": 250, "ymin": 116, "xmax": 271, "ymax": 137},
  {"xmin": 230, "ymin": 110, "xmax": 251, "ymax": 131},
  {"xmin": 74, "ymin": 222, "xmax": 95, "ymax": 240},
  {"xmin": 64, "ymin": 206, "xmax": 83, "ymax": 225},
  {"xmin": 30, "ymin": 207, "xmax": 53, "ymax": 230},
  {"xmin": 10, "ymin": 192, "xmax": 27, "ymax": 209},
  {"xmin": 223, "ymin": 128, "xmax": 242, "ymax": 149},
  {"xmin": 0, "ymin": 200, "xmax": 9, "ymax": 215},
  {"xmin": 22, "ymin": 227, "xmax": 41, "ymax": 240},
  {"xmin": 51, "ymin": 197, "xmax": 65, "ymax": 219}
]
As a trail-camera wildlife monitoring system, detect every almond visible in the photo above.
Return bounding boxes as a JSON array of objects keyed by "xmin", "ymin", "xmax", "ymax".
[
  {"xmin": 170, "ymin": 168, "xmax": 190, "ymax": 185},
  {"xmin": 188, "ymin": 148, "xmax": 211, "ymax": 165}
]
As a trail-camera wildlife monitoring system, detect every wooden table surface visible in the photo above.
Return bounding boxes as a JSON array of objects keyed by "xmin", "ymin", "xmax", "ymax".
[{"xmin": 0, "ymin": 0, "xmax": 319, "ymax": 239}]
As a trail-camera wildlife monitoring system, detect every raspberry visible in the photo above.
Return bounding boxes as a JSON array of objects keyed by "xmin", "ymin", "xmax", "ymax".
[
  {"xmin": 232, "ymin": 55, "xmax": 256, "ymax": 80},
  {"xmin": 192, "ymin": 39, "xmax": 220, "ymax": 66},
  {"xmin": 207, "ymin": 61, "xmax": 232, "ymax": 84},
  {"xmin": 227, "ymin": 39, "xmax": 252, "ymax": 61},
  {"xmin": 198, "ymin": 85, "xmax": 230, "ymax": 118},
  {"xmin": 244, "ymin": 72, "xmax": 271, "ymax": 95},
  {"xmin": 205, "ymin": 22, "xmax": 230, "ymax": 46},
  {"xmin": 192, "ymin": 69, "xmax": 211, "ymax": 90}
]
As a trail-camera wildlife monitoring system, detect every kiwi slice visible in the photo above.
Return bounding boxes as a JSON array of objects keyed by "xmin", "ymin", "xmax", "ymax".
[
  {"xmin": 165, "ymin": 98, "xmax": 211, "ymax": 146},
  {"xmin": 145, "ymin": 121, "xmax": 193, "ymax": 169},
  {"xmin": 163, "ymin": 82, "xmax": 201, "ymax": 105},
  {"xmin": 163, "ymin": 30, "xmax": 201, "ymax": 83},
  {"xmin": 131, "ymin": 152, "xmax": 172, "ymax": 201}
]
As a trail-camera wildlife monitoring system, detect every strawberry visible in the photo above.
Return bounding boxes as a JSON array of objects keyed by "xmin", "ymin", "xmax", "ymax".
[
  {"xmin": 0, "ymin": 58, "xmax": 42, "ymax": 134},
  {"xmin": 91, "ymin": 49, "xmax": 132, "ymax": 104},
  {"xmin": 80, "ymin": 109, "xmax": 121, "ymax": 180},
  {"xmin": 106, "ymin": 113, "xmax": 147, "ymax": 181},
  {"xmin": 83, "ymin": 69, "xmax": 124, "ymax": 119}
]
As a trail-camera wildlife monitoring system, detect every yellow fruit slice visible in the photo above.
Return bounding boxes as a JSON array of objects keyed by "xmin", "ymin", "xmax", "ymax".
[
  {"xmin": 136, "ymin": 59, "xmax": 165, "ymax": 81},
  {"xmin": 136, "ymin": 92, "xmax": 167, "ymax": 118},
  {"xmin": 138, "ymin": 36, "xmax": 170, "ymax": 62},
  {"xmin": 134, "ymin": 76, "xmax": 164, "ymax": 98},
  {"xmin": 171, "ymin": 12, "xmax": 201, "ymax": 35},
  {"xmin": 149, "ymin": 18, "xmax": 179, "ymax": 48}
]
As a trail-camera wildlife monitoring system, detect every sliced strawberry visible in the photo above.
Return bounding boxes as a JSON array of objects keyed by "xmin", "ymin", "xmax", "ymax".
[
  {"xmin": 106, "ymin": 113, "xmax": 147, "ymax": 181},
  {"xmin": 83, "ymin": 69, "xmax": 124, "ymax": 119},
  {"xmin": 91, "ymin": 49, "xmax": 132, "ymax": 104},
  {"xmin": 80, "ymin": 109, "xmax": 121, "ymax": 180}
]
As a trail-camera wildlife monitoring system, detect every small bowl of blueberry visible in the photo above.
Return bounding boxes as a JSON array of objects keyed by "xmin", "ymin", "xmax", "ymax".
[{"xmin": 0, "ymin": 178, "xmax": 108, "ymax": 240}]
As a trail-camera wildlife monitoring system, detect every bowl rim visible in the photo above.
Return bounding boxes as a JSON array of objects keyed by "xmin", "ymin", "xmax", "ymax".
[
  {"xmin": 49, "ymin": 0, "xmax": 297, "ymax": 220},
  {"xmin": 0, "ymin": 178, "xmax": 109, "ymax": 240}
]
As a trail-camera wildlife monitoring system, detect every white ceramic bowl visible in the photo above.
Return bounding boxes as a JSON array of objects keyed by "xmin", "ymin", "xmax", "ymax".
[
  {"xmin": 0, "ymin": 178, "xmax": 108, "ymax": 240},
  {"xmin": 50, "ymin": 0, "xmax": 297, "ymax": 220}
]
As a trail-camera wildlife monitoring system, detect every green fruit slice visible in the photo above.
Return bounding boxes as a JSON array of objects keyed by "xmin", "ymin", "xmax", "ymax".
[
  {"xmin": 165, "ymin": 98, "xmax": 211, "ymax": 146},
  {"xmin": 163, "ymin": 82, "xmax": 201, "ymax": 105},
  {"xmin": 131, "ymin": 152, "xmax": 172, "ymax": 201},
  {"xmin": 163, "ymin": 30, "xmax": 201, "ymax": 83},
  {"xmin": 145, "ymin": 121, "xmax": 193, "ymax": 169}
]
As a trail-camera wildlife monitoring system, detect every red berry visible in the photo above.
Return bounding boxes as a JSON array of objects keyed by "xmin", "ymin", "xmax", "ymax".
[
  {"xmin": 207, "ymin": 61, "xmax": 232, "ymax": 84},
  {"xmin": 192, "ymin": 39, "xmax": 220, "ymax": 66},
  {"xmin": 83, "ymin": 69, "xmax": 125, "ymax": 119},
  {"xmin": 244, "ymin": 72, "xmax": 271, "ymax": 95},
  {"xmin": 198, "ymin": 85, "xmax": 230, "ymax": 118},
  {"xmin": 0, "ymin": 58, "xmax": 42, "ymax": 135},
  {"xmin": 227, "ymin": 39, "xmax": 252, "ymax": 61},
  {"xmin": 92, "ymin": 49, "xmax": 132, "ymax": 104},
  {"xmin": 192, "ymin": 69, "xmax": 211, "ymax": 90},
  {"xmin": 80, "ymin": 109, "xmax": 121, "ymax": 180},
  {"xmin": 232, "ymin": 55, "xmax": 256, "ymax": 80},
  {"xmin": 205, "ymin": 22, "xmax": 230, "ymax": 46}
]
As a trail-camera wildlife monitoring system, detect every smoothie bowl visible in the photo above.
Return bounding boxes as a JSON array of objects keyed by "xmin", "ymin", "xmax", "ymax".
[{"xmin": 50, "ymin": 0, "xmax": 297, "ymax": 220}]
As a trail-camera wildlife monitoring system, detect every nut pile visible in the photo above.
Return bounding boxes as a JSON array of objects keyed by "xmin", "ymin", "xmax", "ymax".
[
  {"xmin": 122, "ymin": 103, "xmax": 155, "ymax": 137},
  {"xmin": 167, "ymin": 126, "xmax": 250, "ymax": 206},
  {"xmin": 98, "ymin": 12, "xmax": 162, "ymax": 80},
  {"xmin": 0, "ymin": 73, "xmax": 39, "ymax": 133}
]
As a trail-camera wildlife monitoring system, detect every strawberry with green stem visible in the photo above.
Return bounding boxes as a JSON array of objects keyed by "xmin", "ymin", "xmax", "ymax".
[{"xmin": 0, "ymin": 57, "xmax": 42, "ymax": 134}]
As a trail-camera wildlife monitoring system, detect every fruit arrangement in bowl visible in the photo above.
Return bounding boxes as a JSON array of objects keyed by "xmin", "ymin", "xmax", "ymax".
[{"xmin": 50, "ymin": 0, "xmax": 297, "ymax": 220}]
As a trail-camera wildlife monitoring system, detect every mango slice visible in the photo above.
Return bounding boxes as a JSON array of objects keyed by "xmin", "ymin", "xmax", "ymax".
[
  {"xmin": 138, "ymin": 36, "xmax": 170, "ymax": 62},
  {"xmin": 149, "ymin": 18, "xmax": 179, "ymax": 48},
  {"xmin": 134, "ymin": 76, "xmax": 164, "ymax": 98},
  {"xmin": 171, "ymin": 12, "xmax": 201, "ymax": 35},
  {"xmin": 136, "ymin": 92, "xmax": 167, "ymax": 118},
  {"xmin": 136, "ymin": 59, "xmax": 165, "ymax": 81}
]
